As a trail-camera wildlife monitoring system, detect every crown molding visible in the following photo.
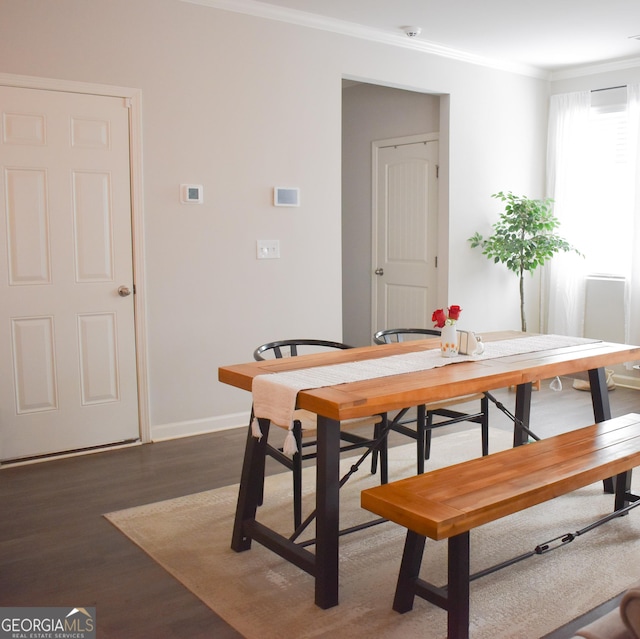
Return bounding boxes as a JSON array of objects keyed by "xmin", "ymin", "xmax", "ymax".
[
  {"xmin": 550, "ymin": 56, "xmax": 640, "ymax": 82},
  {"xmin": 181, "ymin": 0, "xmax": 549, "ymax": 80}
]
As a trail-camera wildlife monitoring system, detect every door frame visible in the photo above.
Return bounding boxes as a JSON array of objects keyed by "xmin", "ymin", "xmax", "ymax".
[
  {"xmin": 0, "ymin": 73, "xmax": 151, "ymax": 444},
  {"xmin": 371, "ymin": 132, "xmax": 439, "ymax": 333}
]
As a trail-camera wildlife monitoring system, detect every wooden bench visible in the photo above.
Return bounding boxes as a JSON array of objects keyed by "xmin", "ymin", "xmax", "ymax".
[{"xmin": 361, "ymin": 413, "xmax": 640, "ymax": 639}]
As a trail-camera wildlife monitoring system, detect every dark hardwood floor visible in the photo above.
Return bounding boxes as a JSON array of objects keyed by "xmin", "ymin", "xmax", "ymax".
[{"xmin": 1, "ymin": 379, "xmax": 638, "ymax": 638}]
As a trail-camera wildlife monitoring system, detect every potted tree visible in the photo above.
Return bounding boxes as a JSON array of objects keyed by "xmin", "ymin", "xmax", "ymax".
[{"xmin": 468, "ymin": 191, "xmax": 581, "ymax": 332}]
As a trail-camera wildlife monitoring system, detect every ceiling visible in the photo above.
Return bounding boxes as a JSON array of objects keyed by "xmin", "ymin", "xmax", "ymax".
[{"xmin": 236, "ymin": 0, "xmax": 640, "ymax": 75}]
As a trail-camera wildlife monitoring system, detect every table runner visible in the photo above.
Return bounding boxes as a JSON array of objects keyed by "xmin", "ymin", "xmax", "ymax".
[{"xmin": 251, "ymin": 334, "xmax": 598, "ymax": 453}]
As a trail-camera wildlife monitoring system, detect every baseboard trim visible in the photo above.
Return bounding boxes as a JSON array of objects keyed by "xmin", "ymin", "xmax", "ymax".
[
  {"xmin": 1, "ymin": 440, "xmax": 142, "ymax": 468},
  {"xmin": 151, "ymin": 411, "xmax": 250, "ymax": 442}
]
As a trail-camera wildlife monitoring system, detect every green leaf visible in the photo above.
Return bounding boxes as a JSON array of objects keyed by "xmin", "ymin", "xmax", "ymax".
[{"xmin": 469, "ymin": 192, "xmax": 582, "ymax": 326}]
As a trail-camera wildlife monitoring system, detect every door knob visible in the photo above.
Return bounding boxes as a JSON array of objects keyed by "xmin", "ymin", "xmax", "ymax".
[
  {"xmin": 118, "ymin": 285, "xmax": 132, "ymax": 297},
  {"xmin": 375, "ymin": 268, "xmax": 384, "ymax": 276}
]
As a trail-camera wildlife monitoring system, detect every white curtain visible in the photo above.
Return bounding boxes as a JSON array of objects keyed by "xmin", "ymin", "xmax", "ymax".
[
  {"xmin": 625, "ymin": 84, "xmax": 640, "ymax": 355},
  {"xmin": 545, "ymin": 85, "xmax": 640, "ymax": 358},
  {"xmin": 544, "ymin": 91, "xmax": 591, "ymax": 336}
]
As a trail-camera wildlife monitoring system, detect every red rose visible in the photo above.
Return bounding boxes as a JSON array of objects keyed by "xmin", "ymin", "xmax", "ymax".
[
  {"xmin": 448, "ymin": 305, "xmax": 462, "ymax": 321},
  {"xmin": 432, "ymin": 308, "xmax": 447, "ymax": 328}
]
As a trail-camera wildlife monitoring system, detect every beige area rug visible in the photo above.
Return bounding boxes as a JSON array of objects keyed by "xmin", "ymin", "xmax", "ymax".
[{"xmin": 105, "ymin": 428, "xmax": 640, "ymax": 639}]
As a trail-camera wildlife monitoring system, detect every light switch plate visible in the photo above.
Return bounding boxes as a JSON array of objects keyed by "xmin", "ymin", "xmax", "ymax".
[{"xmin": 256, "ymin": 240, "xmax": 280, "ymax": 259}]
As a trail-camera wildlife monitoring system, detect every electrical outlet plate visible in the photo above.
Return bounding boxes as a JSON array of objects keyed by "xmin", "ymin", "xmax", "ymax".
[{"xmin": 256, "ymin": 240, "xmax": 280, "ymax": 259}]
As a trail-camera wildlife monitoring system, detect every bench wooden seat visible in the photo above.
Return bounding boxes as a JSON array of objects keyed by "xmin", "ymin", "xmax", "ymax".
[{"xmin": 361, "ymin": 413, "xmax": 640, "ymax": 639}]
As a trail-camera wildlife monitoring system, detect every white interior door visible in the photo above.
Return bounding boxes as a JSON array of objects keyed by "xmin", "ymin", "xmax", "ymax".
[
  {"xmin": 0, "ymin": 86, "xmax": 140, "ymax": 462},
  {"xmin": 373, "ymin": 137, "xmax": 439, "ymax": 333}
]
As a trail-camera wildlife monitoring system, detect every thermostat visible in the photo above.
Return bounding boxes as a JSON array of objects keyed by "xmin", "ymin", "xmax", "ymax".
[
  {"xmin": 181, "ymin": 184, "xmax": 203, "ymax": 204},
  {"xmin": 274, "ymin": 187, "xmax": 300, "ymax": 207}
]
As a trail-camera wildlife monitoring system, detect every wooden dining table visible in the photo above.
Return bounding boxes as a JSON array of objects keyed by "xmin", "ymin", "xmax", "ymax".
[{"xmin": 218, "ymin": 331, "xmax": 640, "ymax": 609}]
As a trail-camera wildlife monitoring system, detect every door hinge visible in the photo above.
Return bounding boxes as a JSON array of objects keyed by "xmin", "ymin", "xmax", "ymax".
[
  {"xmin": 133, "ymin": 284, "xmax": 136, "ymax": 294},
  {"xmin": 435, "ymin": 256, "xmax": 438, "ymax": 268},
  {"xmin": 436, "ymin": 165, "xmax": 440, "ymax": 178}
]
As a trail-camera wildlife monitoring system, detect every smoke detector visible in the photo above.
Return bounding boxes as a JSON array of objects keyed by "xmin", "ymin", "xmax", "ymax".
[{"xmin": 403, "ymin": 26, "xmax": 422, "ymax": 38}]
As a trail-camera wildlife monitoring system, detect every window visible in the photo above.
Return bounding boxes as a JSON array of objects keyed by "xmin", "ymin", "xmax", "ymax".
[
  {"xmin": 546, "ymin": 85, "xmax": 640, "ymax": 340},
  {"xmin": 582, "ymin": 90, "xmax": 634, "ymax": 277}
]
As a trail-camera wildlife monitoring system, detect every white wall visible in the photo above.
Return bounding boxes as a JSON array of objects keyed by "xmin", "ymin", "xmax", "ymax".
[{"xmin": 0, "ymin": 0, "xmax": 549, "ymax": 439}]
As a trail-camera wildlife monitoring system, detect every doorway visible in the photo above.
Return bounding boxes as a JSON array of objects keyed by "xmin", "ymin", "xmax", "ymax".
[
  {"xmin": 341, "ymin": 82, "xmax": 444, "ymax": 346},
  {"xmin": 0, "ymin": 76, "xmax": 148, "ymax": 463}
]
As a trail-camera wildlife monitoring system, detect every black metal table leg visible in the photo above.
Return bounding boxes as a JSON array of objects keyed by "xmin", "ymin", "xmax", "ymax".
[
  {"xmin": 314, "ymin": 415, "xmax": 341, "ymax": 609},
  {"xmin": 231, "ymin": 417, "xmax": 271, "ymax": 552},
  {"xmin": 480, "ymin": 394, "xmax": 489, "ymax": 456},
  {"xmin": 589, "ymin": 367, "xmax": 611, "ymax": 423},
  {"xmin": 514, "ymin": 382, "xmax": 532, "ymax": 447},
  {"xmin": 416, "ymin": 405, "xmax": 426, "ymax": 474},
  {"xmin": 589, "ymin": 367, "xmax": 619, "ymax": 493}
]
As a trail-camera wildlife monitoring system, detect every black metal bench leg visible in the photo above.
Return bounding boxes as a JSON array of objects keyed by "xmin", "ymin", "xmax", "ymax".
[
  {"xmin": 393, "ymin": 529, "xmax": 426, "ymax": 613},
  {"xmin": 614, "ymin": 470, "xmax": 633, "ymax": 511},
  {"xmin": 448, "ymin": 532, "xmax": 471, "ymax": 639}
]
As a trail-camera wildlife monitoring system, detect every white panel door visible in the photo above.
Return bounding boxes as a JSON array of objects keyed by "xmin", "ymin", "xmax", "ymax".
[
  {"xmin": 374, "ymin": 139, "xmax": 439, "ymax": 332},
  {"xmin": 0, "ymin": 86, "xmax": 139, "ymax": 462}
]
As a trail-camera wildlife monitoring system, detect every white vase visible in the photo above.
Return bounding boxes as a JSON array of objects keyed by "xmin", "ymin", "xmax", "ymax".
[{"xmin": 440, "ymin": 324, "xmax": 459, "ymax": 357}]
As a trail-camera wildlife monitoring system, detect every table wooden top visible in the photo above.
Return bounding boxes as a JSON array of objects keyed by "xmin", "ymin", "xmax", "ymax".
[{"xmin": 218, "ymin": 332, "xmax": 640, "ymax": 421}]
